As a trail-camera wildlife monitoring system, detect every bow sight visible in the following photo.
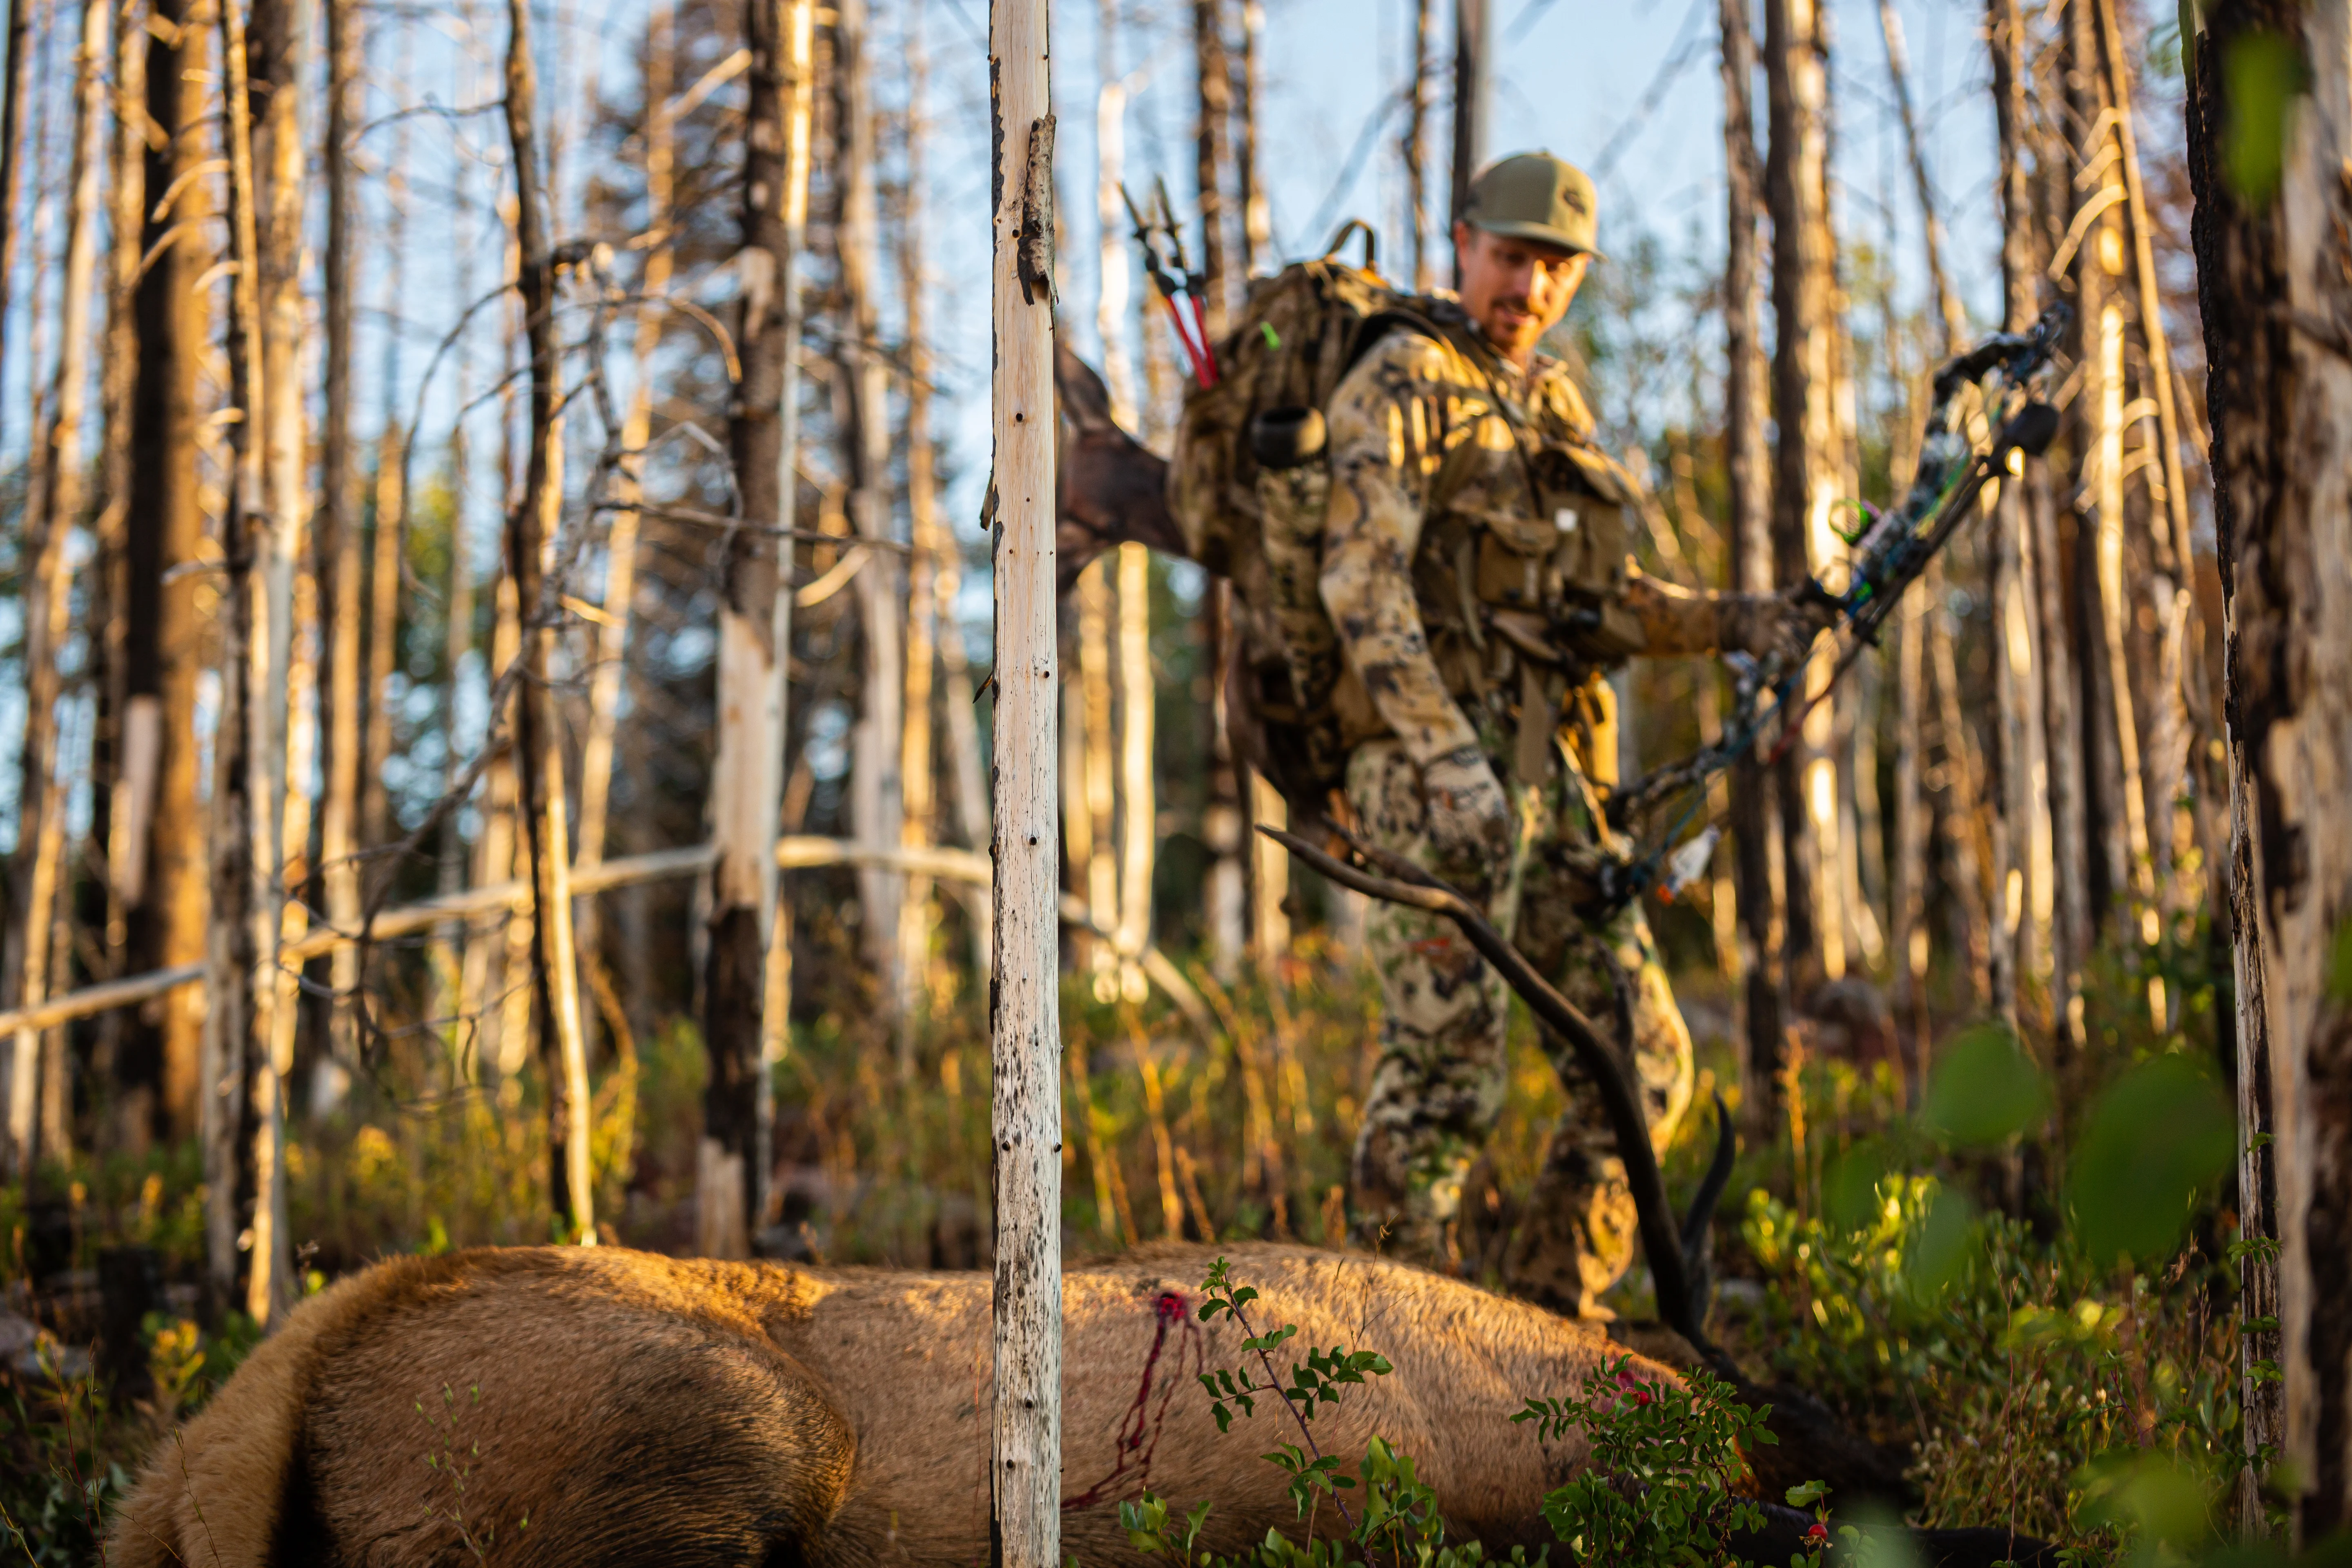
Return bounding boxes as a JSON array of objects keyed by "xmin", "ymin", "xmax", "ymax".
[{"xmin": 1596, "ymin": 302, "xmax": 2071, "ymax": 915}]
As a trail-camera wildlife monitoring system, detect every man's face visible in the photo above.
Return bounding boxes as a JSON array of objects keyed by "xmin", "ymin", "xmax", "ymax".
[{"xmin": 1453, "ymin": 223, "xmax": 1589, "ymax": 367}]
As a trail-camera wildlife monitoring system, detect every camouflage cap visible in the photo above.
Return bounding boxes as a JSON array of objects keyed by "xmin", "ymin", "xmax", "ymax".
[{"xmin": 1462, "ymin": 152, "xmax": 1602, "ymax": 259}]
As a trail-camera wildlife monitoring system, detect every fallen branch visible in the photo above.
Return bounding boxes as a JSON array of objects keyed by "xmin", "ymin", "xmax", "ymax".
[
  {"xmin": 1261, "ymin": 824, "xmax": 1734, "ymax": 1370},
  {"xmin": 2, "ymin": 837, "xmax": 1215, "ymax": 1046}
]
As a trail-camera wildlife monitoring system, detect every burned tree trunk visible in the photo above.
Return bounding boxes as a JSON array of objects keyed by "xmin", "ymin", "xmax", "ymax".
[
  {"xmin": 1403, "ymin": 0, "xmax": 1435, "ymax": 292},
  {"xmin": 1720, "ymin": 0, "xmax": 1784, "ymax": 1110},
  {"xmin": 1191, "ymin": 0, "xmax": 1229, "ymax": 331},
  {"xmin": 120, "ymin": 0, "xmax": 212, "ymax": 1142},
  {"xmin": 1762, "ymin": 0, "xmax": 1833, "ymax": 1004},
  {"xmin": 318, "ymin": 0, "xmax": 363, "ymax": 1071},
  {"xmin": 207, "ymin": 0, "xmax": 283, "ymax": 1318},
  {"xmin": 0, "ymin": 0, "xmax": 32, "ymax": 457},
  {"xmin": 2187, "ymin": 0, "xmax": 2352, "ymax": 1539},
  {"xmin": 702, "ymin": 0, "xmax": 805, "ymax": 1259}
]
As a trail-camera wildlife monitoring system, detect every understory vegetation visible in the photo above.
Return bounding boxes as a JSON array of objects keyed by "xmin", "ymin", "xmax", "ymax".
[{"xmin": 0, "ymin": 908, "xmax": 2291, "ymax": 1566}]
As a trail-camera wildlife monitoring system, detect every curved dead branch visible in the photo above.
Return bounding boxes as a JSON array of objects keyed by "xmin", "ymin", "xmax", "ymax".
[{"xmin": 1261, "ymin": 824, "xmax": 1734, "ymax": 1370}]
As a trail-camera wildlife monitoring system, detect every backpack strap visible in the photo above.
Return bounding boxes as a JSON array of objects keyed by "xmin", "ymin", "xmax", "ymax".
[{"xmin": 1319, "ymin": 218, "xmax": 1378, "ymax": 270}]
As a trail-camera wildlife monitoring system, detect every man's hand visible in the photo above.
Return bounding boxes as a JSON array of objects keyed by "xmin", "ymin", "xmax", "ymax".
[
  {"xmin": 1720, "ymin": 586, "xmax": 1839, "ymax": 668},
  {"xmin": 1421, "ymin": 747, "xmax": 1515, "ymax": 884}
]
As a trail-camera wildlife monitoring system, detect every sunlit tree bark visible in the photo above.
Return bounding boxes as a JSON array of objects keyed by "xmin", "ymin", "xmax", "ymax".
[{"xmin": 118, "ymin": 0, "xmax": 211, "ymax": 1139}]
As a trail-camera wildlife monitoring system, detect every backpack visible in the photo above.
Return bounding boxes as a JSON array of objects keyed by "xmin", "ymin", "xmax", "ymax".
[{"xmin": 1167, "ymin": 224, "xmax": 1457, "ymax": 806}]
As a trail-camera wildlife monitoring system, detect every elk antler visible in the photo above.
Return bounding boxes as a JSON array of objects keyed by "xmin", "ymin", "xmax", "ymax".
[{"xmin": 1260, "ymin": 824, "xmax": 1735, "ymax": 1374}]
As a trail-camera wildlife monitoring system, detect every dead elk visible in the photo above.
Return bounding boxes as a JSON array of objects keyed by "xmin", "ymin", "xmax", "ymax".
[{"xmin": 115, "ymin": 1243, "xmax": 1670, "ymax": 1567}]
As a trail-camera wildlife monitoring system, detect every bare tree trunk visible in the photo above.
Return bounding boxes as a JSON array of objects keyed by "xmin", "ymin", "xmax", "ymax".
[
  {"xmin": 1232, "ymin": 0, "xmax": 1283, "ymax": 941},
  {"xmin": 1892, "ymin": 582, "xmax": 1929, "ymax": 1062},
  {"xmin": 1988, "ymin": 0, "xmax": 2050, "ymax": 1026},
  {"xmin": 2186, "ymin": 0, "xmax": 2350, "ymax": 1537},
  {"xmin": 1721, "ymin": 0, "xmax": 1784, "ymax": 1112},
  {"xmin": 94, "ymin": 0, "xmax": 149, "ymax": 1151},
  {"xmin": 0, "ymin": 0, "xmax": 33, "ymax": 459},
  {"xmin": 1094, "ymin": 0, "xmax": 1137, "ymax": 425},
  {"xmin": 1250, "ymin": 770, "xmax": 1288, "ymax": 965},
  {"xmin": 575, "ymin": 2, "xmax": 670, "ymax": 1065},
  {"xmin": 1877, "ymin": 0, "xmax": 1962, "ymax": 349},
  {"xmin": 1887, "ymin": 0, "xmax": 2010, "ymax": 1020},
  {"xmin": 361, "ymin": 92, "xmax": 411, "ymax": 860},
  {"xmin": 461, "ymin": 190, "xmax": 512, "ymax": 1067},
  {"xmin": 2058, "ymin": 0, "xmax": 2135, "ymax": 942},
  {"xmin": 1927, "ymin": 556, "xmax": 1993, "ymax": 1010},
  {"xmin": 835, "ymin": 0, "xmax": 903, "ymax": 1017},
  {"xmin": 1195, "ymin": 1, "xmax": 1242, "ymax": 977},
  {"xmin": 988, "ymin": 2, "xmax": 1060, "ymax": 1558},
  {"xmin": 1062, "ymin": 610, "xmax": 1093, "ymax": 964},
  {"xmin": 318, "ymin": 0, "xmax": 363, "ymax": 1079},
  {"xmin": 1116, "ymin": 541, "xmax": 1154, "ymax": 1001},
  {"xmin": 754, "ymin": 0, "xmax": 815, "ymax": 1233},
  {"xmin": 702, "ymin": 0, "xmax": 806, "ymax": 1259},
  {"xmin": 898, "ymin": 20, "xmax": 940, "ymax": 1032},
  {"xmin": 2095, "ymin": 0, "xmax": 2206, "ymax": 919},
  {"xmin": 1883, "ymin": 340, "xmax": 1931, "ymax": 1075},
  {"xmin": 1403, "ymin": 0, "xmax": 1434, "ymax": 292},
  {"xmin": 242, "ymin": 0, "xmax": 310, "ymax": 1322},
  {"xmin": 1205, "ymin": 584, "xmax": 1245, "ymax": 980},
  {"xmin": 1079, "ymin": 561, "xmax": 1116, "ymax": 996},
  {"xmin": 205, "ymin": 0, "xmax": 283, "ymax": 1317},
  {"xmin": 503, "ymin": 0, "xmax": 595, "ymax": 1245},
  {"xmin": 1191, "ymin": 0, "xmax": 1229, "ymax": 330},
  {"xmin": 120, "ymin": 0, "xmax": 209, "ymax": 1142},
  {"xmin": 1236, "ymin": 0, "xmax": 1267, "ymax": 274},
  {"xmin": 468, "ymin": 579, "xmax": 519, "ymax": 1076},
  {"xmin": 8, "ymin": 0, "xmax": 105, "ymax": 1178},
  {"xmin": 1447, "ymin": 0, "xmax": 1488, "ymax": 251},
  {"xmin": 1762, "ymin": 0, "xmax": 1832, "ymax": 1003}
]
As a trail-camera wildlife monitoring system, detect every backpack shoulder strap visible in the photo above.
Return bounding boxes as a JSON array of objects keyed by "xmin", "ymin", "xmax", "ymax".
[{"xmin": 1338, "ymin": 304, "xmax": 1537, "ymax": 518}]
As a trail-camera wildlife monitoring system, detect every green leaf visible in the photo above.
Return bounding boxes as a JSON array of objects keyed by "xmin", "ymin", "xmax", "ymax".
[
  {"xmin": 2228, "ymin": 1235, "xmax": 2280, "ymax": 1265},
  {"xmin": 1904, "ymin": 1183, "xmax": 1979, "ymax": 1298},
  {"xmin": 2068, "ymin": 1055, "xmax": 2235, "ymax": 1267},
  {"xmin": 1785, "ymin": 1481, "xmax": 1829, "ymax": 1508},
  {"xmin": 1922, "ymin": 1025, "xmax": 2049, "ymax": 1148},
  {"xmin": 2075, "ymin": 1448, "xmax": 2214, "ymax": 1552},
  {"xmin": 2223, "ymin": 31, "xmax": 2307, "ymax": 207},
  {"xmin": 1823, "ymin": 1138, "xmax": 1900, "ymax": 1234}
]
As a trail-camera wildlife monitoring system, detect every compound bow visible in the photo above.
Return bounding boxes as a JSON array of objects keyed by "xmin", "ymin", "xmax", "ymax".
[{"xmin": 1595, "ymin": 302, "xmax": 2072, "ymax": 913}]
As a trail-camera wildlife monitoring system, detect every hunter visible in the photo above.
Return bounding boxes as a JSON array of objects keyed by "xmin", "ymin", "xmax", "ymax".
[{"xmin": 1322, "ymin": 151, "xmax": 1829, "ymax": 1314}]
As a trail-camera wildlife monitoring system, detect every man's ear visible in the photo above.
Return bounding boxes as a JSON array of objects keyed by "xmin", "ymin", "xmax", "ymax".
[{"xmin": 1451, "ymin": 220, "xmax": 1475, "ymax": 261}]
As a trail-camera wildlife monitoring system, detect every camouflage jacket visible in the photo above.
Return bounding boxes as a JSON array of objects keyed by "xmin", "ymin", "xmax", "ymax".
[{"xmin": 1318, "ymin": 307, "xmax": 1718, "ymax": 784}]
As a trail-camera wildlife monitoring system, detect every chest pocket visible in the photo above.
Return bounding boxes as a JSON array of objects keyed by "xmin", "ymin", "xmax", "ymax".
[
  {"xmin": 1529, "ymin": 440, "xmax": 1636, "ymax": 605},
  {"xmin": 1451, "ymin": 418, "xmax": 1646, "ymax": 661}
]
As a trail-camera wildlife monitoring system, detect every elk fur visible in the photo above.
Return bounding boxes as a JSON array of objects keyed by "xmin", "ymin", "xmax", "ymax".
[{"xmin": 109, "ymin": 1241, "xmax": 1657, "ymax": 1567}]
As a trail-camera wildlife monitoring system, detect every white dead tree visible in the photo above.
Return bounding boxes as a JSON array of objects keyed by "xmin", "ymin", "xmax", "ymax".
[{"xmin": 990, "ymin": 0, "xmax": 1059, "ymax": 1561}]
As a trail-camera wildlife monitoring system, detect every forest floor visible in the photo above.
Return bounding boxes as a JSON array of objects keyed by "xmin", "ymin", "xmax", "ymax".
[{"xmin": 0, "ymin": 926, "xmax": 2249, "ymax": 1565}]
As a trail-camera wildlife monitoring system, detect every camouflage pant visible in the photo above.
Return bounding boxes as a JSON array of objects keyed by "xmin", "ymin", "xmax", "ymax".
[{"xmin": 1345, "ymin": 737, "xmax": 1695, "ymax": 1317}]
